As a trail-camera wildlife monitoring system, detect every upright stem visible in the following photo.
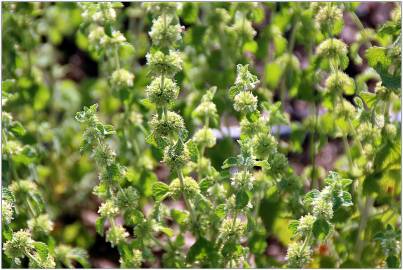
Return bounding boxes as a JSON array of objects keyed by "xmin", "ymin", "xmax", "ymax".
[
  {"xmin": 177, "ymin": 170, "xmax": 196, "ymax": 226},
  {"xmin": 355, "ymin": 196, "xmax": 373, "ymax": 259},
  {"xmin": 310, "ymin": 102, "xmax": 318, "ymax": 189}
]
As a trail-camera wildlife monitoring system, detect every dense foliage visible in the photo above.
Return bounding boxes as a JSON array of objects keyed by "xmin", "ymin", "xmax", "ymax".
[{"xmin": 1, "ymin": 2, "xmax": 401, "ymax": 268}]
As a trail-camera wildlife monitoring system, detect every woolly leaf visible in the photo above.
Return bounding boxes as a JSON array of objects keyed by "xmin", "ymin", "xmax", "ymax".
[{"xmin": 152, "ymin": 182, "xmax": 170, "ymax": 201}]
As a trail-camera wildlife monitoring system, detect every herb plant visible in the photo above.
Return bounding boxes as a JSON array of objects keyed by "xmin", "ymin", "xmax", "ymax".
[{"xmin": 2, "ymin": 2, "xmax": 401, "ymax": 269}]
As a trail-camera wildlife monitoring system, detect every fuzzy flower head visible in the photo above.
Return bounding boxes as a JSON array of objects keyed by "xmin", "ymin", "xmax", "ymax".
[
  {"xmin": 312, "ymin": 197, "xmax": 334, "ymax": 220},
  {"xmin": 149, "ymin": 15, "xmax": 182, "ymax": 48},
  {"xmin": 316, "ymin": 38, "xmax": 349, "ymax": 70},
  {"xmin": 88, "ymin": 26, "xmax": 108, "ymax": 46},
  {"xmin": 146, "ymin": 76, "xmax": 179, "ymax": 106},
  {"xmin": 231, "ymin": 170, "xmax": 255, "ymax": 191},
  {"xmin": 111, "ymin": 69, "xmax": 134, "ymax": 89},
  {"xmin": 315, "ymin": 4, "xmax": 343, "ymax": 34},
  {"xmin": 297, "ymin": 214, "xmax": 316, "ymax": 237},
  {"xmin": 230, "ymin": 12, "xmax": 256, "ymax": 42},
  {"xmin": 240, "ymin": 118, "xmax": 267, "ymax": 137},
  {"xmin": 234, "ymin": 91, "xmax": 258, "ymax": 113},
  {"xmin": 120, "ymin": 249, "xmax": 143, "ymax": 268},
  {"xmin": 9, "ymin": 180, "xmax": 39, "ymax": 208},
  {"xmin": 150, "ymin": 111, "xmax": 185, "ymax": 143},
  {"xmin": 286, "ymin": 242, "xmax": 312, "ymax": 268},
  {"xmin": 28, "ymin": 214, "xmax": 54, "ymax": 237},
  {"xmin": 107, "ymin": 30, "xmax": 127, "ymax": 45},
  {"xmin": 80, "ymin": 2, "xmax": 117, "ymax": 24},
  {"xmin": 146, "ymin": 50, "xmax": 183, "ymax": 77},
  {"xmin": 169, "ymin": 176, "xmax": 200, "ymax": 199},
  {"xmin": 325, "ymin": 71, "xmax": 355, "ymax": 95},
  {"xmin": 116, "ymin": 186, "xmax": 139, "ymax": 209},
  {"xmin": 194, "ymin": 100, "xmax": 218, "ymax": 122},
  {"xmin": 253, "ymin": 133, "xmax": 277, "ymax": 160},
  {"xmin": 193, "ymin": 128, "xmax": 216, "ymax": 148},
  {"xmin": 219, "ymin": 218, "xmax": 246, "ymax": 240},
  {"xmin": 3, "ymin": 230, "xmax": 34, "ymax": 260},
  {"xmin": 163, "ymin": 141, "xmax": 190, "ymax": 170},
  {"xmin": 106, "ymin": 225, "xmax": 129, "ymax": 247},
  {"xmin": 98, "ymin": 200, "xmax": 119, "ymax": 218},
  {"xmin": 268, "ymin": 152, "xmax": 288, "ymax": 176},
  {"xmin": 207, "ymin": 8, "xmax": 231, "ymax": 26},
  {"xmin": 2, "ymin": 200, "xmax": 14, "ymax": 225},
  {"xmin": 144, "ymin": 2, "xmax": 178, "ymax": 16}
]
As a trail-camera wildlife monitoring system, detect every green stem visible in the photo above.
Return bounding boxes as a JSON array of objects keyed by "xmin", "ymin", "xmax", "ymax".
[
  {"xmin": 177, "ymin": 170, "xmax": 196, "ymax": 228},
  {"xmin": 310, "ymin": 102, "xmax": 318, "ymax": 189},
  {"xmin": 355, "ymin": 196, "xmax": 373, "ymax": 260}
]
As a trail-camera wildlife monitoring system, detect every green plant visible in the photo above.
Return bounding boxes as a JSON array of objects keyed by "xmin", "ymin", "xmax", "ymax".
[{"xmin": 2, "ymin": 1, "xmax": 401, "ymax": 268}]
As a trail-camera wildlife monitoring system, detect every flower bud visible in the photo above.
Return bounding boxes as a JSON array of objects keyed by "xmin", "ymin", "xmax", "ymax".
[
  {"xmin": 234, "ymin": 91, "xmax": 258, "ymax": 113},
  {"xmin": 106, "ymin": 225, "xmax": 129, "ymax": 247},
  {"xmin": 286, "ymin": 242, "xmax": 312, "ymax": 268},
  {"xmin": 146, "ymin": 77, "xmax": 179, "ymax": 106},
  {"xmin": 98, "ymin": 200, "xmax": 119, "ymax": 218},
  {"xmin": 146, "ymin": 50, "xmax": 183, "ymax": 77},
  {"xmin": 193, "ymin": 128, "xmax": 216, "ymax": 148},
  {"xmin": 149, "ymin": 15, "xmax": 182, "ymax": 48},
  {"xmin": 28, "ymin": 214, "xmax": 54, "ymax": 237},
  {"xmin": 169, "ymin": 176, "xmax": 200, "ymax": 198},
  {"xmin": 111, "ymin": 69, "xmax": 134, "ymax": 89}
]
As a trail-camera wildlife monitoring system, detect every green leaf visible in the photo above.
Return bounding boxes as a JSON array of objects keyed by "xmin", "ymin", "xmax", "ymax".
[
  {"xmin": 264, "ymin": 62, "xmax": 283, "ymax": 88},
  {"xmin": 10, "ymin": 122, "xmax": 26, "ymax": 137},
  {"xmin": 288, "ymin": 220, "xmax": 299, "ymax": 235},
  {"xmin": 222, "ymin": 156, "xmax": 238, "ymax": 169},
  {"xmin": 312, "ymin": 218, "xmax": 330, "ymax": 240},
  {"xmin": 303, "ymin": 189, "xmax": 319, "ymax": 207},
  {"xmin": 186, "ymin": 140, "xmax": 199, "ymax": 163},
  {"xmin": 158, "ymin": 226, "xmax": 174, "ymax": 238},
  {"xmin": 386, "ymin": 255, "xmax": 400, "ymax": 268},
  {"xmin": 33, "ymin": 241, "xmax": 49, "ymax": 260},
  {"xmin": 152, "ymin": 182, "xmax": 170, "ymax": 201},
  {"xmin": 199, "ymin": 178, "xmax": 213, "ymax": 193},
  {"xmin": 214, "ymin": 204, "xmax": 226, "ymax": 219},
  {"xmin": 186, "ymin": 237, "xmax": 218, "ymax": 264},
  {"xmin": 235, "ymin": 190, "xmax": 249, "ymax": 209}
]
